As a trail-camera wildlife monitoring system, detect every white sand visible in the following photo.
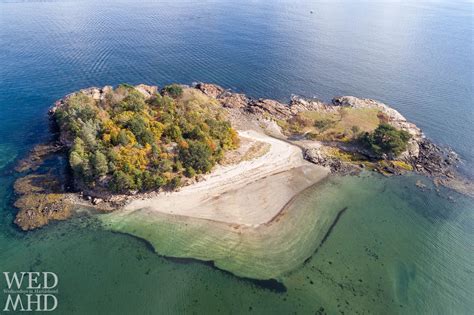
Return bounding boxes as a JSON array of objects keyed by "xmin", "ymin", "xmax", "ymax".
[{"xmin": 118, "ymin": 131, "xmax": 329, "ymax": 226}]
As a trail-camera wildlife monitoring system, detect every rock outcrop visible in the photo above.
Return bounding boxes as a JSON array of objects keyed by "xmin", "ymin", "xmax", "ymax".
[
  {"xmin": 247, "ymin": 99, "xmax": 292, "ymax": 120},
  {"xmin": 290, "ymin": 96, "xmax": 334, "ymax": 113},
  {"xmin": 303, "ymin": 146, "xmax": 359, "ymax": 175},
  {"xmin": 15, "ymin": 142, "xmax": 63, "ymax": 173},
  {"xmin": 135, "ymin": 84, "xmax": 158, "ymax": 99},
  {"xmin": 219, "ymin": 91, "xmax": 249, "ymax": 109},
  {"xmin": 413, "ymin": 139, "xmax": 459, "ymax": 178},
  {"xmin": 195, "ymin": 82, "xmax": 225, "ymax": 98},
  {"xmin": 13, "ymin": 174, "xmax": 73, "ymax": 231}
]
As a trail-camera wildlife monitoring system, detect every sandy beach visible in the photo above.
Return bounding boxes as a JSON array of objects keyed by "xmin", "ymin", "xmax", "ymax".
[{"xmin": 116, "ymin": 130, "xmax": 329, "ymax": 226}]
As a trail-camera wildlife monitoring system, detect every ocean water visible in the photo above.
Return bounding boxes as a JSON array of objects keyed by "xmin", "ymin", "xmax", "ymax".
[{"xmin": 0, "ymin": 0, "xmax": 472, "ymax": 314}]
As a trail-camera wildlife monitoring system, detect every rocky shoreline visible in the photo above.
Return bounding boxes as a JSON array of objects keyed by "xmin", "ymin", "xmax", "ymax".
[
  {"xmin": 194, "ymin": 83, "xmax": 463, "ymax": 179},
  {"xmin": 12, "ymin": 82, "xmax": 471, "ymax": 230}
]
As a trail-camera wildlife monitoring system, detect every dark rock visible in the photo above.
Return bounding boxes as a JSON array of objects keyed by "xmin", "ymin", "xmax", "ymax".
[
  {"xmin": 410, "ymin": 139, "xmax": 459, "ymax": 178},
  {"xmin": 195, "ymin": 82, "xmax": 225, "ymax": 98},
  {"xmin": 218, "ymin": 91, "xmax": 248, "ymax": 108},
  {"xmin": 247, "ymin": 99, "xmax": 292, "ymax": 120},
  {"xmin": 13, "ymin": 174, "xmax": 72, "ymax": 231},
  {"xmin": 304, "ymin": 148, "xmax": 358, "ymax": 175}
]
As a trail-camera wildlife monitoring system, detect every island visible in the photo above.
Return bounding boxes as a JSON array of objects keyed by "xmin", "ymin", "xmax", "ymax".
[{"xmin": 13, "ymin": 82, "xmax": 469, "ymax": 237}]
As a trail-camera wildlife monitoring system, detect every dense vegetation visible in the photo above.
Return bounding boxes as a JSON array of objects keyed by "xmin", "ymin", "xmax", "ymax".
[
  {"xmin": 360, "ymin": 123, "xmax": 411, "ymax": 157},
  {"xmin": 54, "ymin": 84, "xmax": 239, "ymax": 193}
]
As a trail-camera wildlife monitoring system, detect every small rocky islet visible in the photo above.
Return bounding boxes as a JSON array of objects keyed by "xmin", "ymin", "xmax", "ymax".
[{"xmin": 12, "ymin": 82, "xmax": 469, "ymax": 231}]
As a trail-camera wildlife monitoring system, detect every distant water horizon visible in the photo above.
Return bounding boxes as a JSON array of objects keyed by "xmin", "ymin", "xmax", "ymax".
[
  {"xmin": 0, "ymin": 0, "xmax": 472, "ymax": 314},
  {"xmin": 1, "ymin": 0, "xmax": 473, "ymax": 174}
]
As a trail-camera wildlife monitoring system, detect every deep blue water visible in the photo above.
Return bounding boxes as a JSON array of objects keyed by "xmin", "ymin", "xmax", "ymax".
[
  {"xmin": 0, "ymin": 1, "xmax": 473, "ymax": 314},
  {"xmin": 1, "ymin": 0, "xmax": 473, "ymax": 174}
]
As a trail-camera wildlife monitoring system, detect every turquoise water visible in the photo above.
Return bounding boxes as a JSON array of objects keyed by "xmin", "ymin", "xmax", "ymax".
[
  {"xmin": 1, "ymin": 173, "xmax": 472, "ymax": 314},
  {"xmin": 101, "ymin": 173, "xmax": 474, "ymax": 314},
  {"xmin": 0, "ymin": 0, "xmax": 473, "ymax": 313}
]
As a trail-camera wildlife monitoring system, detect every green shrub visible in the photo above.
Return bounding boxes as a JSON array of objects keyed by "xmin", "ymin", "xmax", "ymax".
[
  {"xmin": 164, "ymin": 125, "xmax": 182, "ymax": 142},
  {"xmin": 91, "ymin": 151, "xmax": 108, "ymax": 177},
  {"xmin": 111, "ymin": 171, "xmax": 135, "ymax": 193},
  {"xmin": 167, "ymin": 176, "xmax": 182, "ymax": 190},
  {"xmin": 179, "ymin": 140, "xmax": 214, "ymax": 174},
  {"xmin": 314, "ymin": 119, "xmax": 335, "ymax": 133},
  {"xmin": 360, "ymin": 123, "xmax": 411, "ymax": 157},
  {"xmin": 351, "ymin": 125, "xmax": 360, "ymax": 136},
  {"xmin": 184, "ymin": 166, "xmax": 196, "ymax": 178},
  {"xmin": 163, "ymin": 84, "xmax": 183, "ymax": 98}
]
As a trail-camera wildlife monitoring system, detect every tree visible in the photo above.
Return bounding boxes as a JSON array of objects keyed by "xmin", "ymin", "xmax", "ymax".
[
  {"xmin": 69, "ymin": 151, "xmax": 84, "ymax": 173},
  {"xmin": 69, "ymin": 138, "xmax": 88, "ymax": 176},
  {"xmin": 127, "ymin": 115, "xmax": 155, "ymax": 145},
  {"xmin": 71, "ymin": 137, "xmax": 86, "ymax": 156},
  {"xmin": 111, "ymin": 171, "xmax": 135, "ymax": 193},
  {"xmin": 360, "ymin": 123, "xmax": 411, "ymax": 157},
  {"xmin": 120, "ymin": 91, "xmax": 146, "ymax": 112},
  {"xmin": 179, "ymin": 140, "xmax": 213, "ymax": 174},
  {"xmin": 92, "ymin": 151, "xmax": 108, "ymax": 177}
]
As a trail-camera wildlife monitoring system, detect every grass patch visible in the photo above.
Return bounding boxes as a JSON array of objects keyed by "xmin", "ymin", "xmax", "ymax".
[
  {"xmin": 287, "ymin": 108, "xmax": 381, "ymax": 141},
  {"xmin": 323, "ymin": 147, "xmax": 367, "ymax": 162},
  {"xmin": 275, "ymin": 118, "xmax": 289, "ymax": 130},
  {"xmin": 392, "ymin": 160, "xmax": 413, "ymax": 171}
]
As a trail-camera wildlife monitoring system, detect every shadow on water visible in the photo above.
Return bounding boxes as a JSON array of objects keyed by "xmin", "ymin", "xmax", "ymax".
[
  {"xmin": 110, "ymin": 231, "xmax": 288, "ymax": 293},
  {"xmin": 305, "ymin": 206, "xmax": 349, "ymax": 264}
]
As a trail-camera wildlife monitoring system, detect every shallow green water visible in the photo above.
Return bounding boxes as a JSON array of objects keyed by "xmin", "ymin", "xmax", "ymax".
[
  {"xmin": 101, "ymin": 176, "xmax": 341, "ymax": 281},
  {"xmin": 1, "ymin": 169, "xmax": 472, "ymax": 314}
]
